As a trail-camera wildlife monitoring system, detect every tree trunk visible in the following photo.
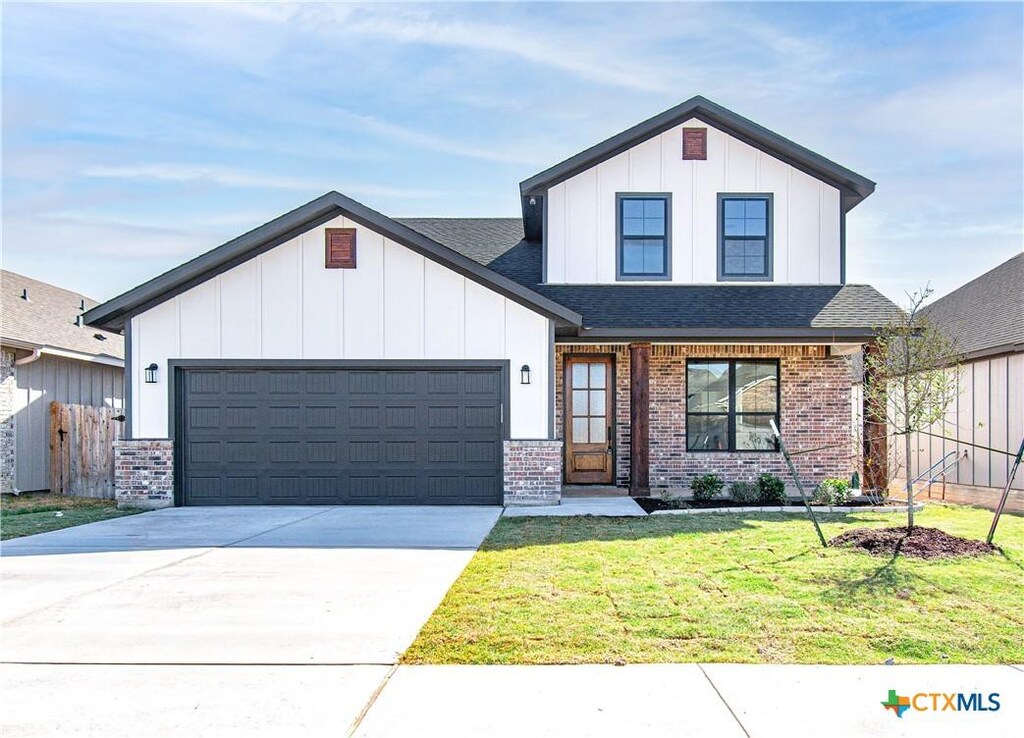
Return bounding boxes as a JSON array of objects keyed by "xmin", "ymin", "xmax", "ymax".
[{"xmin": 904, "ymin": 432, "xmax": 914, "ymax": 529}]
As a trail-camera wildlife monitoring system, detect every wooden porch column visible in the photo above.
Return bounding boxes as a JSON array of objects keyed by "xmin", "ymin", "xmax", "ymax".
[
  {"xmin": 629, "ymin": 342, "xmax": 651, "ymax": 496},
  {"xmin": 862, "ymin": 341, "xmax": 889, "ymax": 493}
]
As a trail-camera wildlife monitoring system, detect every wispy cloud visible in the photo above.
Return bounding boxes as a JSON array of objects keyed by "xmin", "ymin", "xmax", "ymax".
[{"xmin": 81, "ymin": 164, "xmax": 440, "ymax": 199}]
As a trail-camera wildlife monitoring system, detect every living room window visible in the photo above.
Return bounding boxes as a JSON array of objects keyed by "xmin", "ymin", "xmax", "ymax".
[
  {"xmin": 718, "ymin": 194, "xmax": 772, "ymax": 281},
  {"xmin": 686, "ymin": 359, "xmax": 780, "ymax": 452},
  {"xmin": 617, "ymin": 194, "xmax": 671, "ymax": 279}
]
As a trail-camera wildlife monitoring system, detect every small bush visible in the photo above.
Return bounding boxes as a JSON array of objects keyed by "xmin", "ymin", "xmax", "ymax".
[
  {"xmin": 730, "ymin": 481, "xmax": 759, "ymax": 505},
  {"xmin": 757, "ymin": 473, "xmax": 787, "ymax": 504},
  {"xmin": 690, "ymin": 473, "xmax": 724, "ymax": 502},
  {"xmin": 814, "ymin": 478, "xmax": 851, "ymax": 505}
]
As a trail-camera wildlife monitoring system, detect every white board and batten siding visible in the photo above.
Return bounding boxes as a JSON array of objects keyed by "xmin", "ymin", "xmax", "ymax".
[
  {"xmin": 546, "ymin": 118, "xmax": 842, "ymax": 285},
  {"xmin": 130, "ymin": 214, "xmax": 552, "ymax": 440}
]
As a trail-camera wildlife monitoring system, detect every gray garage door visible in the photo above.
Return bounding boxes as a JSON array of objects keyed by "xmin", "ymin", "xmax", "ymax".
[{"xmin": 177, "ymin": 365, "xmax": 504, "ymax": 506}]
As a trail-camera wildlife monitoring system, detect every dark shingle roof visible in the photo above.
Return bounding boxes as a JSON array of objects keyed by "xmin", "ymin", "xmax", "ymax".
[
  {"xmin": 398, "ymin": 218, "xmax": 899, "ymax": 338},
  {"xmin": 1, "ymin": 271, "xmax": 124, "ymax": 361},
  {"xmin": 922, "ymin": 252, "xmax": 1024, "ymax": 359}
]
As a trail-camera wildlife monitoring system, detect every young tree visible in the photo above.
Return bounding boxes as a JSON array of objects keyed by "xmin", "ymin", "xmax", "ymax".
[{"xmin": 863, "ymin": 287, "xmax": 960, "ymax": 528}]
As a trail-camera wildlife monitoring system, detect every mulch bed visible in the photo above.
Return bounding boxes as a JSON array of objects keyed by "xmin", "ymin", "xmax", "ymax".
[
  {"xmin": 635, "ymin": 497, "xmax": 878, "ymax": 513},
  {"xmin": 830, "ymin": 526, "xmax": 995, "ymax": 559}
]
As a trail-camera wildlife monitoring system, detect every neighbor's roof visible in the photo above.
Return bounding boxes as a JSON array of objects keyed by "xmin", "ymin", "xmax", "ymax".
[
  {"xmin": 1, "ymin": 270, "xmax": 124, "ymax": 362},
  {"xmin": 520, "ymin": 96, "xmax": 876, "ymax": 212},
  {"xmin": 84, "ymin": 192, "xmax": 583, "ymax": 331},
  {"xmin": 398, "ymin": 218, "xmax": 900, "ymax": 341},
  {"xmin": 922, "ymin": 252, "xmax": 1024, "ymax": 360}
]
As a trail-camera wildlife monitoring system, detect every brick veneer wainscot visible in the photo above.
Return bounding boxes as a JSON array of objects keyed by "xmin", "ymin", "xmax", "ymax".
[
  {"xmin": 114, "ymin": 439, "xmax": 174, "ymax": 509},
  {"xmin": 555, "ymin": 344, "xmax": 853, "ymax": 490},
  {"xmin": 0, "ymin": 348, "xmax": 15, "ymax": 494},
  {"xmin": 503, "ymin": 440, "xmax": 563, "ymax": 505}
]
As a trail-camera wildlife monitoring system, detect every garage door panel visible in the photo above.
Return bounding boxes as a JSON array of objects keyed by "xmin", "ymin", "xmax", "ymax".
[{"xmin": 179, "ymin": 366, "xmax": 503, "ymax": 505}]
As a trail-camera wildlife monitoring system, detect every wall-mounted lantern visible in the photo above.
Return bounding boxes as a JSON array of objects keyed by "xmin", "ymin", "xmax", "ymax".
[
  {"xmin": 144, "ymin": 363, "xmax": 159, "ymax": 384},
  {"xmin": 520, "ymin": 364, "xmax": 531, "ymax": 385}
]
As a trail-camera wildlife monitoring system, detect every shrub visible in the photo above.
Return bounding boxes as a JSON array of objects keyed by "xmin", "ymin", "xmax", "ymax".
[
  {"xmin": 690, "ymin": 473, "xmax": 724, "ymax": 502},
  {"xmin": 814, "ymin": 478, "xmax": 851, "ymax": 505},
  {"xmin": 757, "ymin": 473, "xmax": 787, "ymax": 504},
  {"xmin": 730, "ymin": 481, "xmax": 759, "ymax": 505}
]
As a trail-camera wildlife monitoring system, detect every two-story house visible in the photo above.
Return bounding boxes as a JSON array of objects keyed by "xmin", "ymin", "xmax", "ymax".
[{"xmin": 85, "ymin": 96, "xmax": 898, "ymax": 508}]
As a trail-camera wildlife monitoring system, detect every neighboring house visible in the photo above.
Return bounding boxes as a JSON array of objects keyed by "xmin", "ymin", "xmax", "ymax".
[
  {"xmin": 1, "ymin": 271, "xmax": 125, "ymax": 493},
  {"xmin": 84, "ymin": 96, "xmax": 898, "ymax": 509},
  {"xmin": 890, "ymin": 254, "xmax": 1023, "ymax": 502}
]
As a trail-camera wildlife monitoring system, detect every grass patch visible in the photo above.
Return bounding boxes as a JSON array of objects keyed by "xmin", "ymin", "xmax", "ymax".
[
  {"xmin": 1, "ymin": 493, "xmax": 142, "ymax": 540},
  {"xmin": 404, "ymin": 504, "xmax": 1024, "ymax": 665}
]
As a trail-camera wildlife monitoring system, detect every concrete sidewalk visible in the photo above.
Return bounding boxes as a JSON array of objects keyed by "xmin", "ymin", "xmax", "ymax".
[
  {"xmin": 504, "ymin": 496, "xmax": 646, "ymax": 517},
  {"xmin": 352, "ymin": 664, "xmax": 1023, "ymax": 738}
]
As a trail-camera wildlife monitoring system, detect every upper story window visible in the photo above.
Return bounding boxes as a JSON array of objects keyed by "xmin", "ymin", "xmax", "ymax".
[
  {"xmin": 718, "ymin": 194, "xmax": 773, "ymax": 281},
  {"xmin": 617, "ymin": 194, "xmax": 671, "ymax": 280}
]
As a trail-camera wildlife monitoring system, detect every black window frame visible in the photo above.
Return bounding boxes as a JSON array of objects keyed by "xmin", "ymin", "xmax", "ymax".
[
  {"xmin": 717, "ymin": 193, "xmax": 773, "ymax": 282},
  {"xmin": 685, "ymin": 358, "xmax": 780, "ymax": 453},
  {"xmin": 616, "ymin": 193, "xmax": 672, "ymax": 281}
]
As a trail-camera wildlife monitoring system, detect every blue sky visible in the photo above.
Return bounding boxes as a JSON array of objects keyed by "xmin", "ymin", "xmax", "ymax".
[{"xmin": 3, "ymin": 2, "xmax": 1021, "ymax": 303}]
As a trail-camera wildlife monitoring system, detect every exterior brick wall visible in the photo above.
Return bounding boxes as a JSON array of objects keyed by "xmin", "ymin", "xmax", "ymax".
[
  {"xmin": 0, "ymin": 348, "xmax": 15, "ymax": 494},
  {"xmin": 556, "ymin": 343, "xmax": 853, "ymax": 491},
  {"xmin": 114, "ymin": 439, "xmax": 174, "ymax": 509},
  {"xmin": 503, "ymin": 440, "xmax": 563, "ymax": 505}
]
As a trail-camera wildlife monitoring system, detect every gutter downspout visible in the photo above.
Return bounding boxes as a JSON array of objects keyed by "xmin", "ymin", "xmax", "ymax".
[{"xmin": 14, "ymin": 348, "xmax": 41, "ymax": 366}]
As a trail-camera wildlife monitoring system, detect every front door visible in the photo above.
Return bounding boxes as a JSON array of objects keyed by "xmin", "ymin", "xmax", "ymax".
[{"xmin": 564, "ymin": 356, "xmax": 614, "ymax": 484}]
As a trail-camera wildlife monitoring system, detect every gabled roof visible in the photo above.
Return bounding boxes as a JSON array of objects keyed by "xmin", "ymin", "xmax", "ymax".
[
  {"xmin": 83, "ymin": 192, "xmax": 583, "ymax": 332},
  {"xmin": 520, "ymin": 95, "xmax": 876, "ymax": 213},
  {"xmin": 1, "ymin": 270, "xmax": 124, "ymax": 363},
  {"xmin": 398, "ymin": 218, "xmax": 900, "ymax": 341},
  {"xmin": 922, "ymin": 252, "xmax": 1024, "ymax": 360}
]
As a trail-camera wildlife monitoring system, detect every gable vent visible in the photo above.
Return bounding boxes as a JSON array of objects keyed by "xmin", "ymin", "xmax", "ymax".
[
  {"xmin": 325, "ymin": 228, "xmax": 357, "ymax": 269},
  {"xmin": 682, "ymin": 127, "xmax": 707, "ymax": 160}
]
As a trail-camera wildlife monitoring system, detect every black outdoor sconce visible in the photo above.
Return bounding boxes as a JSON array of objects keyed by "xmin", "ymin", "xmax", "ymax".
[
  {"xmin": 520, "ymin": 364, "xmax": 531, "ymax": 385},
  {"xmin": 144, "ymin": 363, "xmax": 159, "ymax": 384}
]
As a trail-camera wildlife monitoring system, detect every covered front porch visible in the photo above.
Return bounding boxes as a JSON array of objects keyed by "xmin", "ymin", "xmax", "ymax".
[{"xmin": 552, "ymin": 342, "xmax": 884, "ymax": 499}]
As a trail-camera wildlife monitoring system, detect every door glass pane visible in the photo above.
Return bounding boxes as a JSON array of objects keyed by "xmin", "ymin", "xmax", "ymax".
[
  {"xmin": 589, "ymin": 418, "xmax": 606, "ymax": 444},
  {"xmin": 571, "ymin": 363, "xmax": 589, "ymax": 389},
  {"xmin": 589, "ymin": 389, "xmax": 606, "ymax": 416},
  {"xmin": 686, "ymin": 414, "xmax": 728, "ymax": 451},
  {"xmin": 736, "ymin": 414, "xmax": 778, "ymax": 451},
  {"xmin": 572, "ymin": 417, "xmax": 589, "ymax": 443},
  {"xmin": 589, "ymin": 362, "xmax": 606, "ymax": 389},
  {"xmin": 572, "ymin": 390, "xmax": 589, "ymax": 416}
]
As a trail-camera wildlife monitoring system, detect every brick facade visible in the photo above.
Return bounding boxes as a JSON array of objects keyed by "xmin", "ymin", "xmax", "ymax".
[
  {"xmin": 0, "ymin": 348, "xmax": 15, "ymax": 494},
  {"xmin": 114, "ymin": 439, "xmax": 174, "ymax": 509},
  {"xmin": 503, "ymin": 440, "xmax": 563, "ymax": 505},
  {"xmin": 556, "ymin": 344, "xmax": 853, "ymax": 491}
]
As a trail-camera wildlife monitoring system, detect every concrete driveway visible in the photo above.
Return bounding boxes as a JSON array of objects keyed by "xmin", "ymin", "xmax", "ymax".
[{"xmin": 2, "ymin": 505, "xmax": 500, "ymax": 737}]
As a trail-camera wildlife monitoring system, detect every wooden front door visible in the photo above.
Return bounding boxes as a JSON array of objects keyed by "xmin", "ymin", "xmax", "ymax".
[{"xmin": 564, "ymin": 356, "xmax": 614, "ymax": 484}]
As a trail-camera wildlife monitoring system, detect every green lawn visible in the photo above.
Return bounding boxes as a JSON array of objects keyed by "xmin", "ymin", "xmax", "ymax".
[
  {"xmin": 1, "ymin": 493, "xmax": 142, "ymax": 540},
  {"xmin": 405, "ymin": 505, "xmax": 1024, "ymax": 665}
]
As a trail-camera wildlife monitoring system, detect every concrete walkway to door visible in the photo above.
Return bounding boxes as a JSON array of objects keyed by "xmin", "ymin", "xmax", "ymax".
[{"xmin": 2, "ymin": 505, "xmax": 500, "ymax": 737}]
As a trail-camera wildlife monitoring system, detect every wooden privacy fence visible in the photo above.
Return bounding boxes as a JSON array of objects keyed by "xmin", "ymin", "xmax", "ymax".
[{"xmin": 50, "ymin": 402, "xmax": 123, "ymax": 498}]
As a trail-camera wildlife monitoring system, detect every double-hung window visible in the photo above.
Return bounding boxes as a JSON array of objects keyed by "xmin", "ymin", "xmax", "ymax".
[
  {"xmin": 686, "ymin": 359, "xmax": 780, "ymax": 452},
  {"xmin": 618, "ymin": 194, "xmax": 670, "ymax": 279},
  {"xmin": 718, "ymin": 194, "xmax": 772, "ymax": 280}
]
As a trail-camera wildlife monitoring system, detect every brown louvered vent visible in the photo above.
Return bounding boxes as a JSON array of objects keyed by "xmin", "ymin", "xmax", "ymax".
[
  {"xmin": 325, "ymin": 228, "xmax": 357, "ymax": 269},
  {"xmin": 682, "ymin": 127, "xmax": 707, "ymax": 160}
]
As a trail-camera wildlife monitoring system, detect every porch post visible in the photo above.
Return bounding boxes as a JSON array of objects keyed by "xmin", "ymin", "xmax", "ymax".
[
  {"xmin": 629, "ymin": 342, "xmax": 651, "ymax": 496},
  {"xmin": 862, "ymin": 341, "xmax": 889, "ymax": 493}
]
